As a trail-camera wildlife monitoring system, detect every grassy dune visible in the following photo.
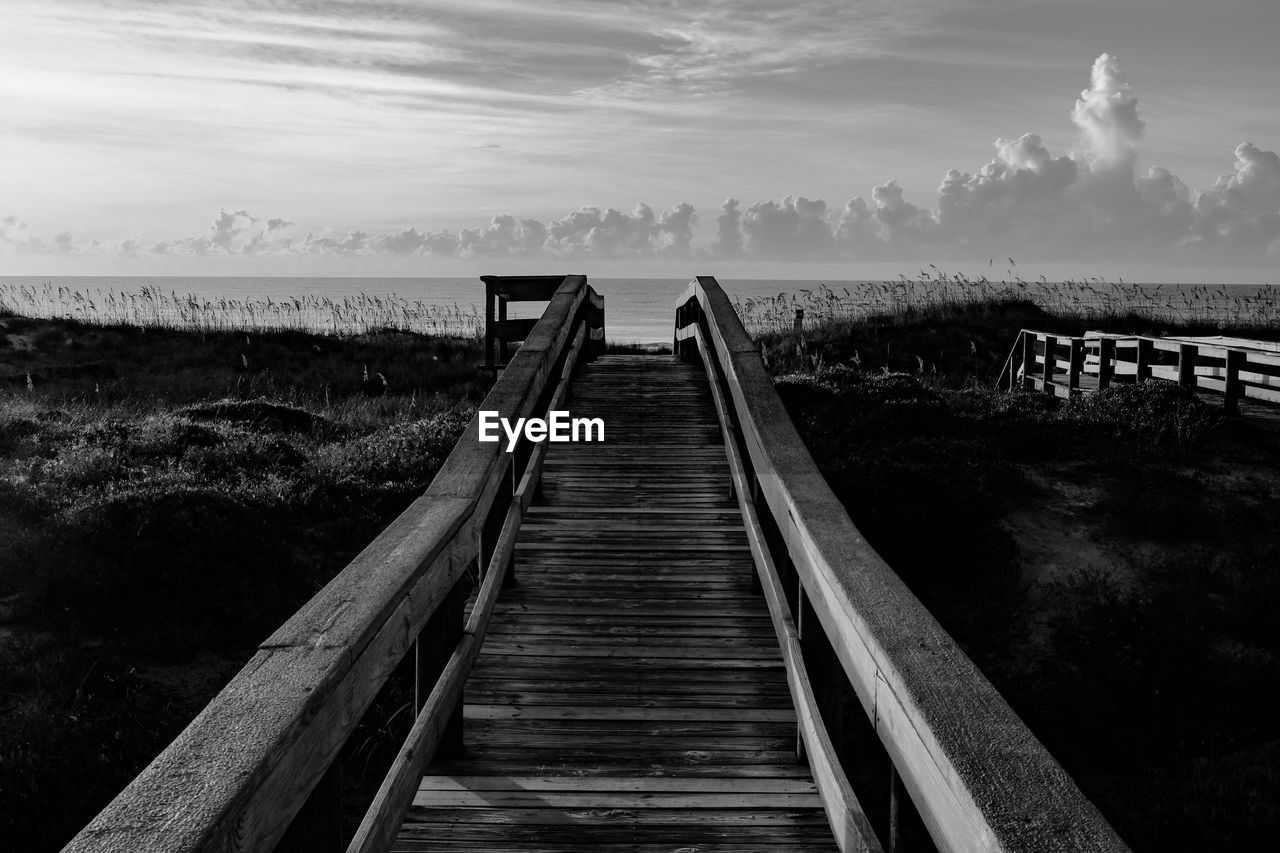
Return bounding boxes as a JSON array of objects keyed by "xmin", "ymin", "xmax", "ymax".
[
  {"xmin": 762, "ymin": 299, "xmax": 1280, "ymax": 852},
  {"xmin": 0, "ymin": 313, "xmax": 486, "ymax": 851}
]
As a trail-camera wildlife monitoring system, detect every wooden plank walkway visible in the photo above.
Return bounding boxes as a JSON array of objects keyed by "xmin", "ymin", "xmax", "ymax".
[{"xmin": 392, "ymin": 354, "xmax": 838, "ymax": 852}]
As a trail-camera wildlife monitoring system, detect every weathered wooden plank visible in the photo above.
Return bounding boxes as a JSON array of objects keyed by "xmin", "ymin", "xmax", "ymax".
[
  {"xmin": 417, "ymin": 775, "xmax": 816, "ymax": 792},
  {"xmin": 463, "ymin": 688, "xmax": 792, "ymax": 706},
  {"xmin": 400, "ymin": 806, "xmax": 829, "ymax": 826},
  {"xmin": 423, "ymin": 760, "xmax": 816, "ymax": 779},
  {"xmin": 394, "ymin": 837, "xmax": 835, "ymax": 852},
  {"xmin": 413, "ymin": 790, "xmax": 823, "ymax": 808},
  {"xmin": 463, "ymin": 705, "xmax": 797, "ymax": 722}
]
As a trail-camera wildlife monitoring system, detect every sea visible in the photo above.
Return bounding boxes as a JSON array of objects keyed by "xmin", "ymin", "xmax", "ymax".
[{"xmin": 2, "ymin": 276, "xmax": 1278, "ymax": 344}]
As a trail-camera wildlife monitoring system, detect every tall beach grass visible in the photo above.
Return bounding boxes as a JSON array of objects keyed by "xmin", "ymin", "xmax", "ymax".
[
  {"xmin": 0, "ymin": 282, "xmax": 483, "ymax": 338},
  {"xmin": 733, "ymin": 268, "xmax": 1280, "ymax": 336}
]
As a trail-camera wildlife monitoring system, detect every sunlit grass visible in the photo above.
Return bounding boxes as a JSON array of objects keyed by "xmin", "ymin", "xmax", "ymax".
[
  {"xmin": 733, "ymin": 267, "xmax": 1280, "ymax": 336},
  {"xmin": 0, "ymin": 282, "xmax": 483, "ymax": 338}
]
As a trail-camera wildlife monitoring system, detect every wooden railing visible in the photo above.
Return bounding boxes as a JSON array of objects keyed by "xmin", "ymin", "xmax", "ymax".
[
  {"xmin": 64, "ymin": 275, "xmax": 605, "ymax": 853},
  {"xmin": 676, "ymin": 276, "xmax": 1129, "ymax": 853},
  {"xmin": 482, "ymin": 274, "xmax": 604, "ymax": 370},
  {"xmin": 998, "ymin": 329, "xmax": 1280, "ymax": 412}
]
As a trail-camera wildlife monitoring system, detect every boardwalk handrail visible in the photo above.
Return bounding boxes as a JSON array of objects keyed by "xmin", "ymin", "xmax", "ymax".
[
  {"xmin": 65, "ymin": 275, "xmax": 604, "ymax": 853},
  {"xmin": 683, "ymin": 317, "xmax": 882, "ymax": 853},
  {"xmin": 676, "ymin": 276, "xmax": 1129, "ymax": 853},
  {"xmin": 999, "ymin": 328, "xmax": 1275, "ymax": 413}
]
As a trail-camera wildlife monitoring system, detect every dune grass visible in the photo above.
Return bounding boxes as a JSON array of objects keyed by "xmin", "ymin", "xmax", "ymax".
[
  {"xmin": 0, "ymin": 282, "xmax": 484, "ymax": 337},
  {"xmin": 735, "ymin": 268, "xmax": 1280, "ymax": 337},
  {"xmin": 0, "ymin": 312, "xmax": 487, "ymax": 851}
]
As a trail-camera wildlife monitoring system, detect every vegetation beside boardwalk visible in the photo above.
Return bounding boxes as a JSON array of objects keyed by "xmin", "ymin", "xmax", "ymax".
[
  {"xmin": 0, "ymin": 312, "xmax": 486, "ymax": 851},
  {"xmin": 762, "ymin": 299, "xmax": 1280, "ymax": 852}
]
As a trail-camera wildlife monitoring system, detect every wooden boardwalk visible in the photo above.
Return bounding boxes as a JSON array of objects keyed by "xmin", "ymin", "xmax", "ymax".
[
  {"xmin": 69, "ymin": 277, "xmax": 1129, "ymax": 853},
  {"xmin": 393, "ymin": 355, "xmax": 838, "ymax": 851}
]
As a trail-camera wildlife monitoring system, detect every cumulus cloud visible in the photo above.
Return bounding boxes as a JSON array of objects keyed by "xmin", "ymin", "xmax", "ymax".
[
  {"xmin": 542, "ymin": 203, "xmax": 697, "ymax": 258},
  {"xmin": 2, "ymin": 216, "xmax": 77, "ymax": 255},
  {"xmin": 1072, "ymin": 53, "xmax": 1145, "ymax": 172},
  {"xmin": 4, "ymin": 54, "xmax": 1278, "ymax": 267},
  {"xmin": 711, "ymin": 198, "xmax": 743, "ymax": 258},
  {"xmin": 738, "ymin": 196, "xmax": 834, "ymax": 259}
]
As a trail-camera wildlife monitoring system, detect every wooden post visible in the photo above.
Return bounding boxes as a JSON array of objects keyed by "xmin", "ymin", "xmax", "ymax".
[
  {"xmin": 1041, "ymin": 335, "xmax": 1056, "ymax": 394},
  {"xmin": 416, "ymin": 581, "xmax": 466, "ymax": 759},
  {"xmin": 590, "ymin": 294, "xmax": 606, "ymax": 359},
  {"xmin": 486, "ymin": 492, "xmax": 517, "ymax": 589},
  {"xmin": 795, "ymin": 578, "xmax": 808, "ymax": 763},
  {"xmin": 1136, "ymin": 338, "xmax": 1153, "ymax": 382},
  {"xmin": 497, "ymin": 297, "xmax": 509, "ymax": 366},
  {"xmin": 1177, "ymin": 344, "xmax": 1197, "ymax": 389},
  {"xmin": 749, "ymin": 476, "xmax": 764, "ymax": 596},
  {"xmin": 277, "ymin": 757, "xmax": 344, "ymax": 853},
  {"xmin": 1068, "ymin": 338, "xmax": 1084, "ymax": 394},
  {"xmin": 1098, "ymin": 338, "xmax": 1116, "ymax": 389},
  {"xmin": 484, "ymin": 280, "xmax": 496, "ymax": 369},
  {"xmin": 1225, "ymin": 349, "xmax": 1245, "ymax": 414},
  {"xmin": 1020, "ymin": 332, "xmax": 1036, "ymax": 391},
  {"xmin": 793, "ymin": 308, "xmax": 804, "ymax": 338},
  {"xmin": 888, "ymin": 764, "xmax": 901, "ymax": 853}
]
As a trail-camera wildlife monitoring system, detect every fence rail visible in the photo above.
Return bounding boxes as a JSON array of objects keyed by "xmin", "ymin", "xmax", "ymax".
[
  {"xmin": 677, "ymin": 276, "xmax": 1129, "ymax": 853},
  {"xmin": 998, "ymin": 329, "xmax": 1280, "ymax": 412},
  {"xmin": 63, "ymin": 275, "xmax": 604, "ymax": 853}
]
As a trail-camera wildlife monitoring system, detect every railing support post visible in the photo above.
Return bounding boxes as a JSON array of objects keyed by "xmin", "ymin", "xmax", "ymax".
[
  {"xmin": 416, "ymin": 581, "xmax": 466, "ymax": 759},
  {"xmin": 1041, "ymin": 335, "xmax": 1056, "ymax": 394},
  {"xmin": 1020, "ymin": 332, "xmax": 1036, "ymax": 391},
  {"xmin": 795, "ymin": 578, "xmax": 808, "ymax": 764},
  {"xmin": 277, "ymin": 756, "xmax": 344, "ymax": 853},
  {"xmin": 1177, "ymin": 344, "xmax": 1197, "ymax": 389},
  {"xmin": 1068, "ymin": 337, "xmax": 1083, "ymax": 394},
  {"xmin": 749, "ymin": 476, "xmax": 764, "ymax": 596},
  {"xmin": 1136, "ymin": 338, "xmax": 1153, "ymax": 382},
  {"xmin": 484, "ymin": 279, "xmax": 496, "ymax": 369},
  {"xmin": 888, "ymin": 764, "xmax": 901, "ymax": 853},
  {"xmin": 1225, "ymin": 349, "xmax": 1245, "ymax": 414},
  {"xmin": 1098, "ymin": 338, "xmax": 1115, "ymax": 389},
  {"xmin": 589, "ymin": 294, "xmax": 606, "ymax": 360},
  {"xmin": 497, "ymin": 296, "xmax": 509, "ymax": 366}
]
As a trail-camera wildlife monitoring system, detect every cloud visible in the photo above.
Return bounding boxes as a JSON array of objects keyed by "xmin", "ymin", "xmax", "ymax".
[
  {"xmin": 711, "ymin": 198, "xmax": 742, "ymax": 258},
  {"xmin": 2, "ymin": 216, "xmax": 76, "ymax": 255},
  {"xmin": 4, "ymin": 54, "xmax": 1278, "ymax": 267},
  {"xmin": 737, "ymin": 196, "xmax": 835, "ymax": 259},
  {"xmin": 540, "ymin": 203, "xmax": 698, "ymax": 258},
  {"xmin": 1071, "ymin": 53, "xmax": 1145, "ymax": 172}
]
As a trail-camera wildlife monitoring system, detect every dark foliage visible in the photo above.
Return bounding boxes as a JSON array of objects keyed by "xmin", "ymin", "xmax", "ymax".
[{"xmin": 772, "ymin": 318, "xmax": 1280, "ymax": 852}]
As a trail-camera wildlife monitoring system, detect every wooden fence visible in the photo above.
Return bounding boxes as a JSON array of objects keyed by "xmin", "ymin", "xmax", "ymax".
[
  {"xmin": 999, "ymin": 329, "xmax": 1280, "ymax": 412},
  {"xmin": 677, "ymin": 277, "xmax": 1129, "ymax": 853}
]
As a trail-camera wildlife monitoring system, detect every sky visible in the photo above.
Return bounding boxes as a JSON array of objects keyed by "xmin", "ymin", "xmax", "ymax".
[{"xmin": 1, "ymin": 0, "xmax": 1279, "ymax": 281}]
